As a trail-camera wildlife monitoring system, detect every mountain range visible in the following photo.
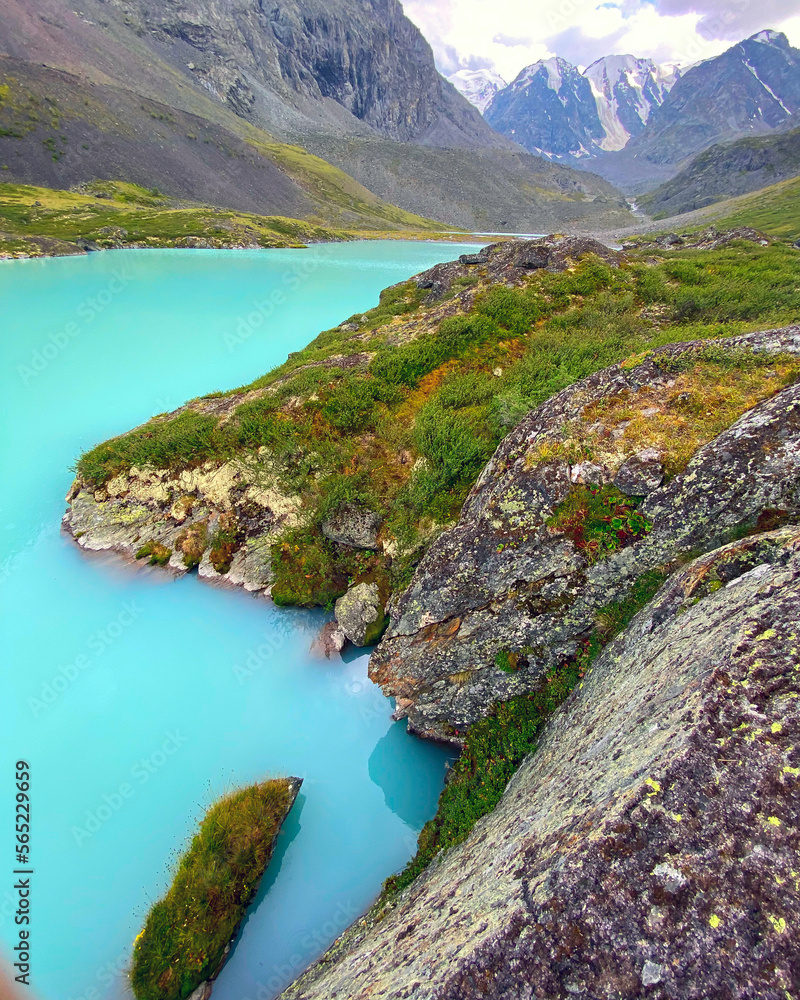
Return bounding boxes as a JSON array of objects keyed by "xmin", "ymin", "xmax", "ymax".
[
  {"xmin": 468, "ymin": 30, "xmax": 799, "ymax": 194},
  {"xmin": 482, "ymin": 55, "xmax": 679, "ymax": 161},
  {"xmin": 0, "ymin": 0, "xmax": 632, "ymax": 232}
]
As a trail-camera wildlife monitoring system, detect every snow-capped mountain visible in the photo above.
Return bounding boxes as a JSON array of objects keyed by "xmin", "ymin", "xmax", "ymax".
[
  {"xmin": 484, "ymin": 57, "xmax": 606, "ymax": 158},
  {"xmin": 591, "ymin": 29, "xmax": 800, "ymax": 190},
  {"xmin": 484, "ymin": 53, "xmax": 678, "ymax": 160},
  {"xmin": 448, "ymin": 69, "xmax": 508, "ymax": 114},
  {"xmin": 583, "ymin": 55, "xmax": 680, "ymax": 151},
  {"xmin": 484, "ymin": 29, "xmax": 799, "ymax": 187}
]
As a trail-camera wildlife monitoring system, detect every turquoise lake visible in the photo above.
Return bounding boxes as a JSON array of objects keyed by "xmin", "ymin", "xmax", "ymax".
[{"xmin": 0, "ymin": 241, "xmax": 479, "ymax": 1000}]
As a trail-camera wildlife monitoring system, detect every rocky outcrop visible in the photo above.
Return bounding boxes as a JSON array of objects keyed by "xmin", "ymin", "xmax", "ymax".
[
  {"xmin": 334, "ymin": 582, "xmax": 386, "ymax": 647},
  {"xmin": 627, "ymin": 227, "xmax": 772, "ymax": 252},
  {"xmin": 415, "ymin": 235, "xmax": 623, "ymax": 302},
  {"xmin": 282, "ymin": 529, "xmax": 800, "ymax": 1000},
  {"xmin": 370, "ymin": 326, "xmax": 800, "ymax": 743},
  {"xmin": 63, "ymin": 457, "xmax": 302, "ymax": 595}
]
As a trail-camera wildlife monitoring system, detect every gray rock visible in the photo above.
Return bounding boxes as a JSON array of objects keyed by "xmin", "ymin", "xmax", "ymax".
[
  {"xmin": 369, "ymin": 326, "xmax": 800, "ymax": 743},
  {"xmin": 282, "ymin": 530, "xmax": 800, "ymax": 1000},
  {"xmin": 655, "ymin": 233, "xmax": 684, "ymax": 247},
  {"xmin": 75, "ymin": 237, "xmax": 101, "ymax": 252},
  {"xmin": 321, "ymin": 503, "xmax": 381, "ymax": 549},
  {"xmin": 570, "ymin": 460, "xmax": 608, "ymax": 485},
  {"xmin": 652, "ymin": 862, "xmax": 688, "ymax": 894},
  {"xmin": 335, "ymin": 582, "xmax": 387, "ymax": 647},
  {"xmin": 613, "ymin": 448, "xmax": 664, "ymax": 495},
  {"xmin": 458, "ymin": 251, "xmax": 489, "ymax": 265}
]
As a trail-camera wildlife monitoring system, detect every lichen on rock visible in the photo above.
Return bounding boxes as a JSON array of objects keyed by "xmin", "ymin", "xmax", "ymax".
[
  {"xmin": 281, "ymin": 528, "xmax": 800, "ymax": 1000},
  {"xmin": 335, "ymin": 582, "xmax": 387, "ymax": 647}
]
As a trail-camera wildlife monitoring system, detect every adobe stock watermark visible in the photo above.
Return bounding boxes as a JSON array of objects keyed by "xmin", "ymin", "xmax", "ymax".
[
  {"xmin": 17, "ymin": 265, "xmax": 135, "ymax": 385},
  {"xmin": 66, "ymin": 946, "xmax": 129, "ymax": 1000},
  {"xmin": 223, "ymin": 244, "xmax": 339, "ymax": 354},
  {"xmin": 27, "ymin": 600, "xmax": 143, "ymax": 717},
  {"xmin": 344, "ymin": 674, "xmax": 392, "ymax": 727},
  {"xmin": 241, "ymin": 899, "xmax": 361, "ymax": 1000},
  {"xmin": 71, "ymin": 730, "xmax": 189, "ymax": 846},
  {"xmin": 232, "ymin": 620, "xmax": 295, "ymax": 684}
]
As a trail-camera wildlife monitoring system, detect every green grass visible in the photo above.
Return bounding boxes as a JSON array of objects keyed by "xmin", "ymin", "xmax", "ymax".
[
  {"xmin": 383, "ymin": 567, "xmax": 669, "ymax": 896},
  {"xmin": 130, "ymin": 780, "xmax": 295, "ymax": 1000},
  {"xmin": 0, "ymin": 180, "xmax": 347, "ymax": 252},
  {"xmin": 715, "ymin": 175, "xmax": 800, "ymax": 241}
]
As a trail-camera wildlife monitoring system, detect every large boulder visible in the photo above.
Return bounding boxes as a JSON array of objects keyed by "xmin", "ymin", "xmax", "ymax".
[
  {"xmin": 321, "ymin": 503, "xmax": 382, "ymax": 549},
  {"xmin": 370, "ymin": 327, "xmax": 800, "ymax": 743},
  {"xmin": 334, "ymin": 583, "xmax": 387, "ymax": 647},
  {"xmin": 281, "ymin": 527, "xmax": 800, "ymax": 1000}
]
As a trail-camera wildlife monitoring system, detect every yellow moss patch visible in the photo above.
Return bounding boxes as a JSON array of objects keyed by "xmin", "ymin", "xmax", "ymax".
[{"xmin": 580, "ymin": 356, "xmax": 800, "ymax": 475}]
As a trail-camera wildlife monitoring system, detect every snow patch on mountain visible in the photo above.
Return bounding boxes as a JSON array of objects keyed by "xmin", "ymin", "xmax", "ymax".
[
  {"xmin": 753, "ymin": 29, "xmax": 786, "ymax": 47},
  {"xmin": 448, "ymin": 69, "xmax": 507, "ymax": 114},
  {"xmin": 583, "ymin": 55, "xmax": 680, "ymax": 151}
]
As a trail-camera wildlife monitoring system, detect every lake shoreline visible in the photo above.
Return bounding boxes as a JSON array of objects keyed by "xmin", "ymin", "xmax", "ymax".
[{"xmin": 0, "ymin": 230, "xmax": 495, "ymax": 262}]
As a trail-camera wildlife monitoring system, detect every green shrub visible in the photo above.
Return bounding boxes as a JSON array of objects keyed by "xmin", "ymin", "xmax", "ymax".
[
  {"xmin": 135, "ymin": 540, "xmax": 171, "ymax": 566},
  {"xmin": 414, "ymin": 405, "xmax": 494, "ymax": 493},
  {"xmin": 547, "ymin": 485, "xmax": 652, "ymax": 562},
  {"xmin": 77, "ymin": 412, "xmax": 219, "ymax": 488},
  {"xmin": 319, "ymin": 375, "xmax": 398, "ymax": 433},
  {"xmin": 270, "ymin": 528, "xmax": 348, "ymax": 608}
]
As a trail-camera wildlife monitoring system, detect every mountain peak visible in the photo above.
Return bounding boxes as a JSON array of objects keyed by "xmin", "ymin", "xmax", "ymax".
[
  {"xmin": 749, "ymin": 29, "xmax": 789, "ymax": 48},
  {"xmin": 448, "ymin": 68, "xmax": 507, "ymax": 114}
]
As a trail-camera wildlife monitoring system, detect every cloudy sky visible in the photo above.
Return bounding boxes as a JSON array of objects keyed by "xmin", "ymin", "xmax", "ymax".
[{"xmin": 403, "ymin": 0, "xmax": 800, "ymax": 80}]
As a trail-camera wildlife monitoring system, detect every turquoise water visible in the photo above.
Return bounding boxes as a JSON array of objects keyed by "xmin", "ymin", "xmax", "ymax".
[{"xmin": 0, "ymin": 242, "xmax": 476, "ymax": 1000}]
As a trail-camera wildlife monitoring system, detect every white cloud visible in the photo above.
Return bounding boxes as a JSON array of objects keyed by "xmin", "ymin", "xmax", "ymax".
[{"xmin": 403, "ymin": 0, "xmax": 800, "ymax": 79}]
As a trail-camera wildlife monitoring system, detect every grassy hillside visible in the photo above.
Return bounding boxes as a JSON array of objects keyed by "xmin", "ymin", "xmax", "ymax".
[
  {"xmin": 0, "ymin": 180, "xmax": 349, "ymax": 256},
  {"xmin": 0, "ymin": 179, "xmax": 461, "ymax": 258},
  {"xmin": 714, "ymin": 176, "xmax": 800, "ymax": 240},
  {"xmin": 640, "ymin": 128, "xmax": 800, "ymax": 220}
]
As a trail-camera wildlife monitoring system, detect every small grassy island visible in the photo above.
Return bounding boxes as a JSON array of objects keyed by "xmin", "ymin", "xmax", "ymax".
[{"xmin": 130, "ymin": 778, "xmax": 301, "ymax": 1000}]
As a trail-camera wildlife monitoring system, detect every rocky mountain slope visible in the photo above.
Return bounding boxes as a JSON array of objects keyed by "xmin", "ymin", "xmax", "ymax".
[
  {"xmin": 0, "ymin": 0, "xmax": 632, "ymax": 231},
  {"xmin": 592, "ymin": 30, "xmax": 800, "ymax": 193},
  {"xmin": 484, "ymin": 54, "xmax": 678, "ymax": 160},
  {"xmin": 447, "ymin": 69, "xmax": 507, "ymax": 115},
  {"xmin": 283, "ymin": 522, "xmax": 800, "ymax": 999},
  {"xmin": 639, "ymin": 126, "xmax": 800, "ymax": 219}
]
